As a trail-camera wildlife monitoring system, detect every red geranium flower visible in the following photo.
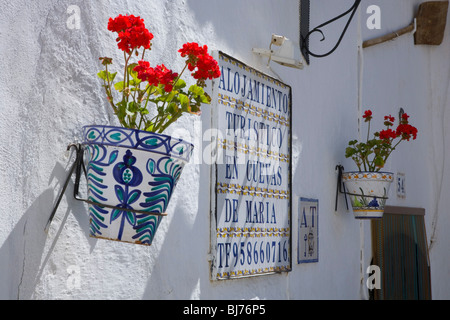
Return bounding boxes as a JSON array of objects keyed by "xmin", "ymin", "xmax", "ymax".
[
  {"xmin": 134, "ymin": 60, "xmax": 157, "ymax": 84},
  {"xmin": 362, "ymin": 110, "xmax": 372, "ymax": 122},
  {"xmin": 396, "ymin": 113, "xmax": 418, "ymax": 141},
  {"xmin": 134, "ymin": 61, "xmax": 178, "ymax": 92},
  {"xmin": 178, "ymin": 42, "xmax": 221, "ymax": 81},
  {"xmin": 384, "ymin": 115, "xmax": 395, "ymax": 127},
  {"xmin": 154, "ymin": 64, "xmax": 178, "ymax": 92},
  {"xmin": 193, "ymin": 54, "xmax": 221, "ymax": 80},
  {"xmin": 179, "ymin": 42, "xmax": 207, "ymax": 61},
  {"xmin": 401, "ymin": 113, "xmax": 410, "ymax": 121},
  {"xmin": 108, "ymin": 14, "xmax": 153, "ymax": 54},
  {"xmin": 345, "ymin": 109, "xmax": 418, "ymax": 172},
  {"xmin": 379, "ymin": 128, "xmax": 397, "ymax": 140},
  {"xmin": 108, "ymin": 14, "xmax": 145, "ymax": 32},
  {"xmin": 396, "ymin": 124, "xmax": 418, "ymax": 141},
  {"xmin": 98, "ymin": 14, "xmax": 220, "ymax": 133}
]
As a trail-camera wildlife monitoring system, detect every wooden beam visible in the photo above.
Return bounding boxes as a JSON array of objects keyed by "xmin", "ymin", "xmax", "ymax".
[
  {"xmin": 362, "ymin": 22, "xmax": 415, "ymax": 49},
  {"xmin": 384, "ymin": 205, "xmax": 425, "ymax": 216}
]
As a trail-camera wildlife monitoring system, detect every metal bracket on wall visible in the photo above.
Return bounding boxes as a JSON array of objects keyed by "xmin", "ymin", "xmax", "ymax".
[
  {"xmin": 335, "ymin": 165, "xmax": 349, "ymax": 211},
  {"xmin": 299, "ymin": 0, "xmax": 311, "ymax": 64},
  {"xmin": 335, "ymin": 165, "xmax": 389, "ymax": 212},
  {"xmin": 45, "ymin": 143, "xmax": 85, "ymax": 233},
  {"xmin": 300, "ymin": 0, "xmax": 362, "ymax": 63}
]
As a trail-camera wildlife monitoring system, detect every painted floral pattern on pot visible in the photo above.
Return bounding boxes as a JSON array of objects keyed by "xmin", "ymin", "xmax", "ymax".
[
  {"xmin": 83, "ymin": 125, "xmax": 193, "ymax": 245},
  {"xmin": 342, "ymin": 172, "xmax": 393, "ymax": 219}
]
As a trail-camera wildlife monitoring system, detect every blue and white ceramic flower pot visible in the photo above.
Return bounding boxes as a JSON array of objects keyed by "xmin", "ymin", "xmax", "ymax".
[
  {"xmin": 342, "ymin": 171, "xmax": 393, "ymax": 219},
  {"xmin": 82, "ymin": 125, "xmax": 193, "ymax": 245}
]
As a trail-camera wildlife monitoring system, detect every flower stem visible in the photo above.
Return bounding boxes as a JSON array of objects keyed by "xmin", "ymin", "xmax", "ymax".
[{"xmin": 150, "ymin": 62, "xmax": 190, "ymax": 132}]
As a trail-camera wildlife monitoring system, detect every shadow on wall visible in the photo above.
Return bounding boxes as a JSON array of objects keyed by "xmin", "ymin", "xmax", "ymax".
[
  {"xmin": 141, "ymin": 115, "xmax": 209, "ymax": 299},
  {"xmin": 0, "ymin": 189, "xmax": 53, "ymax": 299},
  {"xmin": 141, "ymin": 161, "xmax": 207, "ymax": 299},
  {"xmin": 0, "ymin": 0, "xmax": 108, "ymax": 300},
  {"xmin": 0, "ymin": 159, "xmax": 90, "ymax": 300}
]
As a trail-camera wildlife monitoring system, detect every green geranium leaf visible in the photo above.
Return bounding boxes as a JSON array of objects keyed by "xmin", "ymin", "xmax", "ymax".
[
  {"xmin": 200, "ymin": 92, "xmax": 211, "ymax": 103},
  {"xmin": 139, "ymin": 108, "xmax": 149, "ymax": 115},
  {"xmin": 114, "ymin": 81, "xmax": 125, "ymax": 92},
  {"xmin": 97, "ymin": 70, "xmax": 107, "ymax": 80},
  {"xmin": 128, "ymin": 101, "xmax": 139, "ymax": 112},
  {"xmin": 153, "ymin": 86, "xmax": 163, "ymax": 96},
  {"xmin": 162, "ymin": 91, "xmax": 177, "ymax": 103},
  {"xmin": 345, "ymin": 147, "xmax": 357, "ymax": 158},
  {"xmin": 109, "ymin": 72, "xmax": 117, "ymax": 82},
  {"xmin": 129, "ymin": 78, "xmax": 141, "ymax": 87},
  {"xmin": 373, "ymin": 156, "xmax": 385, "ymax": 168},
  {"xmin": 167, "ymin": 102, "xmax": 178, "ymax": 115},
  {"xmin": 128, "ymin": 63, "xmax": 138, "ymax": 74},
  {"xmin": 189, "ymin": 84, "xmax": 204, "ymax": 96},
  {"xmin": 174, "ymin": 79, "xmax": 186, "ymax": 90},
  {"xmin": 97, "ymin": 70, "xmax": 117, "ymax": 82},
  {"xmin": 179, "ymin": 93, "xmax": 190, "ymax": 107}
]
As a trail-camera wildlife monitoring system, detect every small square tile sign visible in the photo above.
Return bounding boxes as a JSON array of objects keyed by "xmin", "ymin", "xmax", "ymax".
[
  {"xmin": 298, "ymin": 198, "xmax": 318, "ymax": 264},
  {"xmin": 396, "ymin": 172, "xmax": 406, "ymax": 199}
]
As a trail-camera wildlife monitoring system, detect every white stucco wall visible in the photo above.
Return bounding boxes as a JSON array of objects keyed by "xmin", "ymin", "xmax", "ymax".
[
  {"xmin": 360, "ymin": 0, "xmax": 450, "ymax": 299},
  {"xmin": 0, "ymin": 0, "xmax": 449, "ymax": 300}
]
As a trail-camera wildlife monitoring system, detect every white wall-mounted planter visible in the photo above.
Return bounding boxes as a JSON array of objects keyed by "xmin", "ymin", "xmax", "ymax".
[
  {"xmin": 342, "ymin": 171, "xmax": 394, "ymax": 219},
  {"xmin": 82, "ymin": 125, "xmax": 193, "ymax": 245}
]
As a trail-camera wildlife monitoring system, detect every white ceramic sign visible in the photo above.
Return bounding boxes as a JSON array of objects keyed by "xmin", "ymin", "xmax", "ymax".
[
  {"xmin": 298, "ymin": 198, "xmax": 319, "ymax": 264},
  {"xmin": 210, "ymin": 51, "xmax": 292, "ymax": 280}
]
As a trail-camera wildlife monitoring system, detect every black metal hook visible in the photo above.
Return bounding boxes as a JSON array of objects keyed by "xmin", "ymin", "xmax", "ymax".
[
  {"xmin": 335, "ymin": 165, "xmax": 349, "ymax": 211},
  {"xmin": 45, "ymin": 143, "xmax": 85, "ymax": 233},
  {"xmin": 302, "ymin": 0, "xmax": 362, "ymax": 59}
]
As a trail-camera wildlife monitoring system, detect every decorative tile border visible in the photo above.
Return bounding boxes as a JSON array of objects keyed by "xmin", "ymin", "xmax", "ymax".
[{"xmin": 83, "ymin": 125, "xmax": 194, "ymax": 162}]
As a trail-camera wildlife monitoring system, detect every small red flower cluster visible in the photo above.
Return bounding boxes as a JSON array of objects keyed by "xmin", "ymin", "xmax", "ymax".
[
  {"xmin": 346, "ymin": 109, "xmax": 418, "ymax": 171},
  {"xmin": 134, "ymin": 61, "xmax": 178, "ymax": 92},
  {"xmin": 378, "ymin": 115, "xmax": 396, "ymax": 140},
  {"xmin": 396, "ymin": 113, "xmax": 418, "ymax": 141},
  {"xmin": 107, "ymin": 14, "xmax": 153, "ymax": 53},
  {"xmin": 99, "ymin": 14, "xmax": 221, "ymax": 132},
  {"xmin": 178, "ymin": 42, "xmax": 221, "ymax": 80},
  {"xmin": 133, "ymin": 42, "xmax": 220, "ymax": 92},
  {"xmin": 106, "ymin": 15, "xmax": 220, "ymax": 93},
  {"xmin": 378, "ymin": 128, "xmax": 397, "ymax": 140},
  {"xmin": 362, "ymin": 110, "xmax": 372, "ymax": 121},
  {"xmin": 384, "ymin": 115, "xmax": 395, "ymax": 124},
  {"xmin": 365, "ymin": 110, "xmax": 418, "ymax": 142}
]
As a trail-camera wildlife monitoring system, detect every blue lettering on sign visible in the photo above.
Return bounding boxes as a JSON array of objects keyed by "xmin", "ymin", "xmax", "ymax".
[
  {"xmin": 225, "ymin": 155, "xmax": 238, "ymax": 180},
  {"xmin": 218, "ymin": 67, "xmax": 290, "ymax": 116},
  {"xmin": 245, "ymin": 200, "xmax": 277, "ymax": 224},
  {"xmin": 298, "ymin": 199, "xmax": 318, "ymax": 264},
  {"xmin": 245, "ymin": 160, "xmax": 282, "ymax": 186},
  {"xmin": 224, "ymin": 198, "xmax": 239, "ymax": 223},
  {"xmin": 225, "ymin": 111, "xmax": 284, "ymax": 148},
  {"xmin": 233, "ymin": 71, "xmax": 240, "ymax": 95},
  {"xmin": 215, "ymin": 53, "xmax": 291, "ymax": 279},
  {"xmin": 300, "ymin": 206, "xmax": 316, "ymax": 228},
  {"xmin": 216, "ymin": 239, "xmax": 290, "ymax": 269}
]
